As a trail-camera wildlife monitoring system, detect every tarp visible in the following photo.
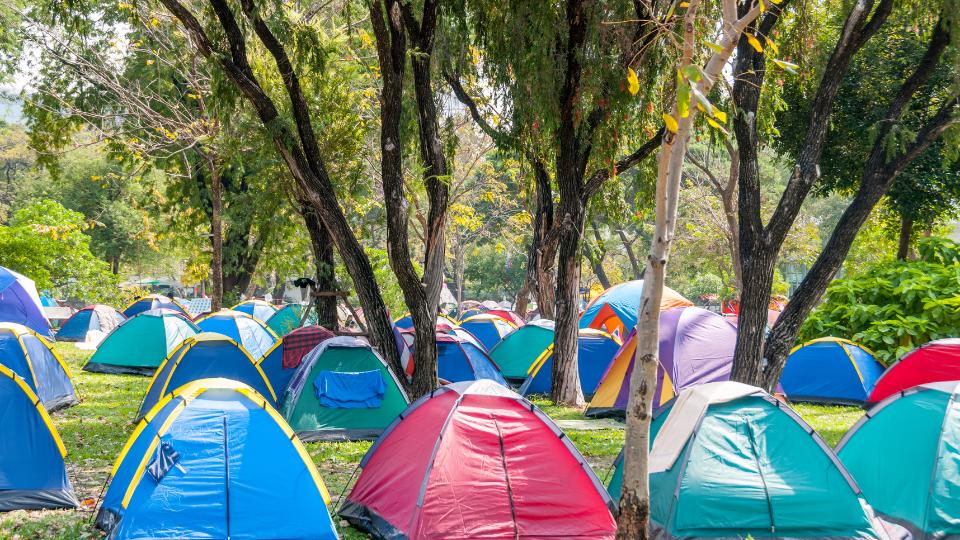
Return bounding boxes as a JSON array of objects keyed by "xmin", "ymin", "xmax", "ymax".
[
  {"xmin": 587, "ymin": 307, "xmax": 738, "ymax": 417},
  {"xmin": 579, "ymin": 280, "xmax": 692, "ymax": 337},
  {"xmin": 84, "ymin": 309, "xmax": 200, "ymax": 375},
  {"xmin": 612, "ymin": 383, "xmax": 891, "ymax": 539},
  {"xmin": 232, "ymin": 299, "xmax": 278, "ymax": 323},
  {"xmin": 136, "ymin": 333, "xmax": 277, "ymax": 419},
  {"xmin": 460, "ymin": 313, "xmax": 517, "ymax": 350},
  {"xmin": 339, "ymin": 380, "xmax": 616, "ymax": 539},
  {"xmin": 838, "ymin": 382, "xmax": 960, "ymax": 539},
  {"xmin": 868, "ymin": 339, "xmax": 960, "ymax": 404},
  {"xmin": 0, "ymin": 266, "xmax": 52, "ymax": 338},
  {"xmin": 281, "ymin": 336, "xmax": 410, "ymax": 441},
  {"xmin": 519, "ymin": 328, "xmax": 622, "ymax": 397},
  {"xmin": 97, "ymin": 379, "xmax": 336, "ymax": 540},
  {"xmin": 122, "ymin": 294, "xmax": 188, "ymax": 319},
  {"xmin": 781, "ymin": 337, "xmax": 885, "ymax": 405},
  {"xmin": 0, "ymin": 323, "xmax": 76, "ymax": 411},
  {"xmin": 0, "ymin": 363, "xmax": 78, "ymax": 511},
  {"xmin": 56, "ymin": 304, "xmax": 125, "ymax": 342},
  {"xmin": 195, "ymin": 310, "xmax": 277, "ymax": 360}
]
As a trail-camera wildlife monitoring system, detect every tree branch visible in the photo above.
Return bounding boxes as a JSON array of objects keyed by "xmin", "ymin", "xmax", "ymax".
[{"xmin": 582, "ymin": 127, "xmax": 664, "ymax": 202}]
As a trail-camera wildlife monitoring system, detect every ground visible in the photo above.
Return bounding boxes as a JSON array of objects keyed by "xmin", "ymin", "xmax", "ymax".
[{"xmin": 1, "ymin": 343, "xmax": 863, "ymax": 539}]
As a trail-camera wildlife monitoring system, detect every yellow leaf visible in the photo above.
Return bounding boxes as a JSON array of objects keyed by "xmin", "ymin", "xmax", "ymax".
[
  {"xmin": 712, "ymin": 109, "xmax": 727, "ymax": 123},
  {"xmin": 764, "ymin": 36, "xmax": 779, "ymax": 55},
  {"xmin": 705, "ymin": 41, "xmax": 724, "ymax": 54},
  {"xmin": 146, "ymin": 59, "xmax": 154, "ymax": 65},
  {"xmin": 627, "ymin": 68, "xmax": 640, "ymax": 96},
  {"xmin": 759, "ymin": 0, "xmax": 765, "ymax": 12},
  {"xmin": 662, "ymin": 113, "xmax": 679, "ymax": 134},
  {"xmin": 706, "ymin": 117, "xmax": 729, "ymax": 135},
  {"xmin": 679, "ymin": 1, "xmax": 689, "ymax": 6},
  {"xmin": 745, "ymin": 33, "xmax": 764, "ymax": 53}
]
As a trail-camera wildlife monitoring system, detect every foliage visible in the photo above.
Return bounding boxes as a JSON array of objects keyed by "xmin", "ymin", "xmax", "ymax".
[
  {"xmin": 800, "ymin": 237, "xmax": 960, "ymax": 364},
  {"xmin": 677, "ymin": 273, "xmax": 723, "ymax": 303},
  {"xmin": 463, "ymin": 243, "xmax": 527, "ymax": 301}
]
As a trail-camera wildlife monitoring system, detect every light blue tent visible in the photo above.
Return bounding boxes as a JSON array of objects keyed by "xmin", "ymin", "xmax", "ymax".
[
  {"xmin": 0, "ymin": 322, "xmax": 77, "ymax": 411},
  {"xmin": 520, "ymin": 329, "xmax": 622, "ymax": 397},
  {"xmin": 780, "ymin": 337, "xmax": 885, "ymax": 405},
  {"xmin": 232, "ymin": 299, "xmax": 278, "ymax": 323},
  {"xmin": 137, "ymin": 333, "xmax": 278, "ymax": 419},
  {"xmin": 96, "ymin": 378, "xmax": 337, "ymax": 540},
  {"xmin": 195, "ymin": 310, "xmax": 278, "ymax": 360},
  {"xmin": 0, "ymin": 363, "xmax": 78, "ymax": 511}
]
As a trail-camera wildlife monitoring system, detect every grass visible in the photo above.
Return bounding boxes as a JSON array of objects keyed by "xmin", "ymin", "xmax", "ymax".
[{"xmin": 1, "ymin": 343, "xmax": 868, "ymax": 539}]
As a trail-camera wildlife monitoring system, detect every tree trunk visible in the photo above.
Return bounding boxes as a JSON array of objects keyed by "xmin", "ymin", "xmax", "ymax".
[
  {"xmin": 588, "ymin": 221, "xmax": 612, "ymax": 289},
  {"xmin": 618, "ymin": 229, "xmax": 644, "ymax": 280},
  {"xmin": 514, "ymin": 278, "xmax": 531, "ymax": 320},
  {"xmin": 552, "ymin": 199, "xmax": 586, "ymax": 407},
  {"xmin": 301, "ymin": 202, "xmax": 338, "ymax": 329},
  {"xmin": 897, "ymin": 214, "xmax": 913, "ymax": 260},
  {"xmin": 526, "ymin": 159, "xmax": 557, "ymax": 320},
  {"xmin": 207, "ymin": 158, "xmax": 224, "ymax": 311}
]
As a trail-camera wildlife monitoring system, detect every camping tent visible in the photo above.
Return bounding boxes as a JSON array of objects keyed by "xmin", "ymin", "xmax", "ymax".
[
  {"xmin": 0, "ymin": 363, "xmax": 78, "ymax": 511},
  {"xmin": 867, "ymin": 339, "xmax": 960, "ymax": 404},
  {"xmin": 520, "ymin": 328, "xmax": 622, "ymax": 397},
  {"xmin": 0, "ymin": 323, "xmax": 77, "ymax": 411},
  {"xmin": 587, "ymin": 307, "xmax": 738, "ymax": 417},
  {"xmin": 339, "ymin": 380, "xmax": 616, "ymax": 539},
  {"xmin": 195, "ymin": 310, "xmax": 278, "ymax": 359},
  {"xmin": 607, "ymin": 382, "xmax": 892, "ymax": 539},
  {"xmin": 84, "ymin": 309, "xmax": 200, "ymax": 375},
  {"xmin": 579, "ymin": 280, "xmax": 692, "ymax": 337},
  {"xmin": 488, "ymin": 319, "xmax": 556, "ymax": 382},
  {"xmin": 838, "ymin": 381, "xmax": 960, "ymax": 539},
  {"xmin": 121, "ymin": 294, "xmax": 188, "ymax": 319},
  {"xmin": 266, "ymin": 304, "xmax": 304, "ymax": 336},
  {"xmin": 780, "ymin": 337, "xmax": 885, "ymax": 405},
  {"xmin": 97, "ymin": 378, "xmax": 337, "ymax": 540},
  {"xmin": 232, "ymin": 299, "xmax": 279, "ymax": 323},
  {"xmin": 459, "ymin": 313, "xmax": 517, "ymax": 350},
  {"xmin": 484, "ymin": 308, "xmax": 525, "ymax": 326},
  {"xmin": 280, "ymin": 336, "xmax": 410, "ymax": 441},
  {"xmin": 137, "ymin": 333, "xmax": 278, "ymax": 419},
  {"xmin": 56, "ymin": 304, "xmax": 125, "ymax": 342},
  {"xmin": 0, "ymin": 266, "xmax": 53, "ymax": 338},
  {"xmin": 393, "ymin": 312, "xmax": 458, "ymax": 330},
  {"xmin": 436, "ymin": 333, "xmax": 507, "ymax": 385}
]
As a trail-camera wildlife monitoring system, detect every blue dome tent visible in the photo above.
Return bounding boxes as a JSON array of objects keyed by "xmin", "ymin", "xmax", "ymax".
[
  {"xmin": 0, "ymin": 363, "xmax": 78, "ymax": 511},
  {"xmin": 195, "ymin": 310, "xmax": 278, "ymax": 360},
  {"xmin": 780, "ymin": 337, "xmax": 885, "ymax": 405},
  {"xmin": 96, "ymin": 378, "xmax": 337, "ymax": 539},
  {"xmin": 56, "ymin": 304, "xmax": 126, "ymax": 342},
  {"xmin": 0, "ymin": 323, "xmax": 77, "ymax": 411},
  {"xmin": 0, "ymin": 266, "xmax": 53, "ymax": 338}
]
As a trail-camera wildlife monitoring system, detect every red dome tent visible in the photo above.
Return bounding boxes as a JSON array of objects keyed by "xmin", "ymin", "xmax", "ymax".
[
  {"xmin": 339, "ymin": 380, "xmax": 616, "ymax": 539},
  {"xmin": 867, "ymin": 339, "xmax": 960, "ymax": 404}
]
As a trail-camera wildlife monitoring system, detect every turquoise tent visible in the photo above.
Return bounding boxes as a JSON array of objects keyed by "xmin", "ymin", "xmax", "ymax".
[
  {"xmin": 96, "ymin": 378, "xmax": 337, "ymax": 539},
  {"xmin": 137, "ymin": 333, "xmax": 278, "ymax": 419},
  {"xmin": 0, "ymin": 363, "xmax": 78, "ymax": 511},
  {"xmin": 838, "ymin": 381, "xmax": 960, "ymax": 539},
  {"xmin": 85, "ymin": 309, "xmax": 199, "ymax": 375},
  {"xmin": 0, "ymin": 322, "xmax": 77, "ymax": 411},
  {"xmin": 266, "ymin": 304, "xmax": 304, "ymax": 336},
  {"xmin": 609, "ymin": 382, "xmax": 891, "ymax": 539}
]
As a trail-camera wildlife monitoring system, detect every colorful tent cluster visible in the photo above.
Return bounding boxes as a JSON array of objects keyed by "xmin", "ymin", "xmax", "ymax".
[
  {"xmin": 839, "ymin": 381, "xmax": 960, "ymax": 539},
  {"xmin": 85, "ymin": 309, "xmax": 199, "ymax": 375},
  {"xmin": 340, "ymin": 380, "xmax": 616, "ymax": 539},
  {"xmin": 232, "ymin": 299, "xmax": 278, "ymax": 322},
  {"xmin": 122, "ymin": 294, "xmax": 188, "ymax": 318},
  {"xmin": 281, "ymin": 336, "xmax": 409, "ymax": 441},
  {"xmin": 579, "ymin": 280, "xmax": 692, "ymax": 337},
  {"xmin": 0, "ymin": 265, "xmax": 52, "ymax": 338},
  {"xmin": 196, "ymin": 309, "xmax": 278, "ymax": 359},
  {"xmin": 587, "ymin": 307, "xmax": 738, "ymax": 417},
  {"xmin": 520, "ymin": 328, "xmax": 622, "ymax": 397},
  {"xmin": 137, "ymin": 333, "xmax": 277, "ymax": 419},
  {"xmin": 97, "ymin": 379, "xmax": 337, "ymax": 539},
  {"xmin": 867, "ymin": 338, "xmax": 960, "ymax": 404},
  {"xmin": 459, "ymin": 313, "xmax": 517, "ymax": 350},
  {"xmin": 56, "ymin": 304, "xmax": 125, "ymax": 342},
  {"xmin": 0, "ymin": 363, "xmax": 78, "ymax": 511},
  {"xmin": 781, "ymin": 337, "xmax": 885, "ymax": 405},
  {"xmin": 609, "ymin": 382, "xmax": 893, "ymax": 539},
  {"xmin": 0, "ymin": 323, "xmax": 77, "ymax": 411}
]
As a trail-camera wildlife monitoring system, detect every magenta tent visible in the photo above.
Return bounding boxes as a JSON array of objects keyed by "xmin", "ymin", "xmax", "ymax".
[
  {"xmin": 586, "ymin": 306, "xmax": 738, "ymax": 417},
  {"xmin": 339, "ymin": 380, "xmax": 616, "ymax": 539}
]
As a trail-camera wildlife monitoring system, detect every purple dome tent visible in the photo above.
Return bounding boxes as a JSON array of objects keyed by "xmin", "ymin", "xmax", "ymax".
[{"xmin": 0, "ymin": 266, "xmax": 53, "ymax": 338}]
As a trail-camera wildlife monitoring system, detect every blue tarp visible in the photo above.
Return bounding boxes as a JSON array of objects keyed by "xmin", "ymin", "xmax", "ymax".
[{"xmin": 314, "ymin": 370, "xmax": 385, "ymax": 408}]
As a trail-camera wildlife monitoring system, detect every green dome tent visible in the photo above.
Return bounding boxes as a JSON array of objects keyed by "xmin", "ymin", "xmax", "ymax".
[
  {"xmin": 280, "ymin": 336, "xmax": 410, "ymax": 441},
  {"xmin": 608, "ymin": 382, "xmax": 893, "ymax": 539},
  {"xmin": 84, "ymin": 309, "xmax": 199, "ymax": 375},
  {"xmin": 488, "ymin": 319, "xmax": 555, "ymax": 382},
  {"xmin": 838, "ymin": 381, "xmax": 960, "ymax": 539},
  {"xmin": 266, "ymin": 304, "xmax": 304, "ymax": 336}
]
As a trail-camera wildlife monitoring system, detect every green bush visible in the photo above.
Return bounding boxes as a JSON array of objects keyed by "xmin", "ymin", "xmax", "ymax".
[{"xmin": 800, "ymin": 236, "xmax": 960, "ymax": 364}]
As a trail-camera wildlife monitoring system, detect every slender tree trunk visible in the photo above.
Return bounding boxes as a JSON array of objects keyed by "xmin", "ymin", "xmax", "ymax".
[
  {"xmin": 514, "ymin": 278, "xmax": 531, "ymax": 319},
  {"xmin": 552, "ymin": 198, "xmax": 586, "ymax": 407},
  {"xmin": 301, "ymin": 202, "xmax": 338, "ymax": 329},
  {"xmin": 588, "ymin": 220, "xmax": 612, "ymax": 289},
  {"xmin": 207, "ymin": 158, "xmax": 224, "ymax": 311},
  {"xmin": 618, "ymin": 229, "xmax": 644, "ymax": 280},
  {"xmin": 897, "ymin": 215, "xmax": 913, "ymax": 260}
]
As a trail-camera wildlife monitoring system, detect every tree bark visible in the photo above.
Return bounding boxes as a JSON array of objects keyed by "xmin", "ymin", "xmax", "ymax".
[
  {"xmin": 618, "ymin": 229, "xmax": 644, "ymax": 280},
  {"xmin": 526, "ymin": 158, "xmax": 558, "ymax": 320},
  {"xmin": 897, "ymin": 214, "xmax": 913, "ymax": 260},
  {"xmin": 587, "ymin": 221, "xmax": 612, "ymax": 289},
  {"xmin": 301, "ymin": 202, "xmax": 338, "ymax": 329}
]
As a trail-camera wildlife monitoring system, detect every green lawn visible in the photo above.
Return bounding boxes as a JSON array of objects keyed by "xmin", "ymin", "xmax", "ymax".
[{"xmin": 1, "ymin": 343, "xmax": 866, "ymax": 539}]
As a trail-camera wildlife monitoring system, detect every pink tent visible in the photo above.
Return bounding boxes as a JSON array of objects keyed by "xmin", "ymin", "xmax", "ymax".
[{"xmin": 339, "ymin": 380, "xmax": 616, "ymax": 539}]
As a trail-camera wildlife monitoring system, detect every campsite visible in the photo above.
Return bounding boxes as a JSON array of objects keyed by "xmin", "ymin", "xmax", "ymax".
[{"xmin": 2, "ymin": 0, "xmax": 960, "ymax": 538}]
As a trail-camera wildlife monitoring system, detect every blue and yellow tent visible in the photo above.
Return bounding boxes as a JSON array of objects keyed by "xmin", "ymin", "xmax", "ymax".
[
  {"xmin": 196, "ymin": 310, "xmax": 278, "ymax": 360},
  {"xmin": 780, "ymin": 337, "xmax": 885, "ymax": 405},
  {"xmin": 136, "ymin": 333, "xmax": 278, "ymax": 419},
  {"xmin": 519, "ymin": 328, "xmax": 622, "ymax": 397},
  {"xmin": 122, "ymin": 294, "xmax": 189, "ymax": 319},
  {"xmin": 56, "ymin": 304, "xmax": 125, "ymax": 342},
  {"xmin": 0, "ymin": 322, "xmax": 77, "ymax": 411},
  {"xmin": 459, "ymin": 313, "xmax": 517, "ymax": 350},
  {"xmin": 0, "ymin": 363, "xmax": 78, "ymax": 511},
  {"xmin": 96, "ymin": 378, "xmax": 337, "ymax": 540},
  {"xmin": 232, "ymin": 299, "xmax": 278, "ymax": 323}
]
